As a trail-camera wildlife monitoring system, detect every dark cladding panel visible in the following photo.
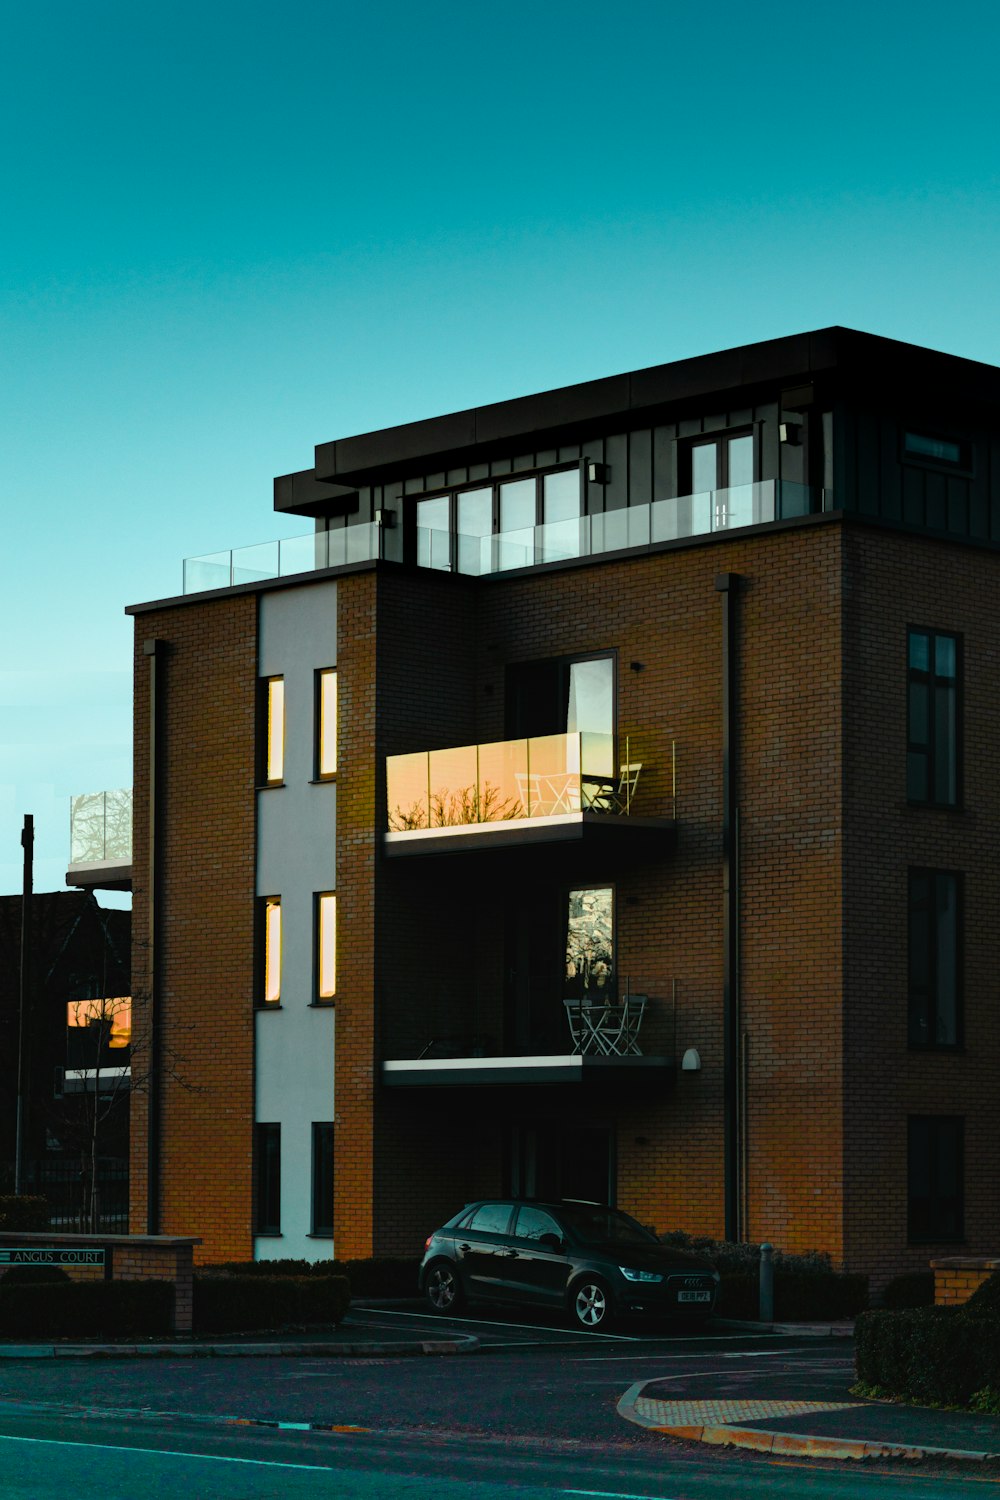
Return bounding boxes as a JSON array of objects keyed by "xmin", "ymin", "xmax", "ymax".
[
  {"xmin": 924, "ymin": 470, "xmax": 947, "ymax": 532},
  {"xmin": 315, "ymin": 408, "xmax": 478, "ymax": 481},
  {"xmin": 604, "ymin": 433, "xmax": 628, "ymax": 511},
  {"xmin": 653, "ymin": 425, "xmax": 676, "ymax": 500},
  {"xmin": 474, "ymin": 375, "xmax": 630, "ymax": 446},
  {"xmin": 947, "ymin": 475, "xmax": 970, "ymax": 536},
  {"xmin": 629, "ymin": 429, "xmax": 652, "ymax": 507},
  {"xmin": 855, "ymin": 409, "xmax": 880, "ymax": 516},
  {"xmin": 273, "ymin": 470, "xmax": 359, "ymax": 519},
  {"xmin": 901, "ymin": 466, "xmax": 926, "ymax": 528}
]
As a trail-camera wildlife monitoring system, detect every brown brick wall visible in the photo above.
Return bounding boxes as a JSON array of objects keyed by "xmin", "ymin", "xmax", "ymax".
[
  {"xmin": 369, "ymin": 522, "xmax": 846, "ymax": 1259},
  {"xmin": 843, "ymin": 527, "xmax": 1000, "ymax": 1286},
  {"xmin": 130, "ymin": 594, "xmax": 257, "ymax": 1264}
]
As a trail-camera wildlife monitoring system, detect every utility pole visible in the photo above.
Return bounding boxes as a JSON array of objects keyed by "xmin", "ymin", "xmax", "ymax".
[{"xmin": 14, "ymin": 814, "xmax": 33, "ymax": 1196}]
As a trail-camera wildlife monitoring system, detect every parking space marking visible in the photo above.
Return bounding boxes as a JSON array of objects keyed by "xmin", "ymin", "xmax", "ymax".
[{"xmin": 349, "ymin": 1307, "xmax": 637, "ymax": 1342}]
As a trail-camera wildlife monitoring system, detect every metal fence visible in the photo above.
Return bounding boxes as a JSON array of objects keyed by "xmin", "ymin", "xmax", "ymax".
[{"xmin": 24, "ymin": 1159, "xmax": 129, "ymax": 1234}]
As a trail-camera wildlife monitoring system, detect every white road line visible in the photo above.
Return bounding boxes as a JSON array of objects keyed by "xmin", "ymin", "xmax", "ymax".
[
  {"xmin": 0, "ymin": 1432, "xmax": 330, "ymax": 1471},
  {"xmin": 567, "ymin": 1342, "xmax": 807, "ymax": 1363},
  {"xmin": 351, "ymin": 1307, "xmax": 637, "ymax": 1341},
  {"xmin": 564, "ymin": 1490, "xmax": 677, "ymax": 1499}
]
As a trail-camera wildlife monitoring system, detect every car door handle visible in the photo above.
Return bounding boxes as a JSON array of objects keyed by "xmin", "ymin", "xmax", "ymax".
[
  {"xmin": 458, "ymin": 1243, "xmax": 471, "ymax": 1253},
  {"xmin": 502, "ymin": 1249, "xmax": 518, "ymax": 1258}
]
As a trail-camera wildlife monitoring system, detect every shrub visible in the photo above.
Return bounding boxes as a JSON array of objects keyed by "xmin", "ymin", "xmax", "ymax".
[
  {"xmin": 0, "ymin": 1196, "xmax": 50, "ymax": 1232},
  {"xmin": 193, "ymin": 1274, "xmax": 350, "ymax": 1333},
  {"xmin": 202, "ymin": 1257, "xmax": 419, "ymax": 1299},
  {"xmin": 855, "ymin": 1276, "xmax": 1000, "ymax": 1408},
  {"xmin": 0, "ymin": 1280, "xmax": 173, "ymax": 1338},
  {"xmin": 0, "ymin": 1264, "xmax": 70, "ymax": 1285},
  {"xmin": 881, "ymin": 1271, "xmax": 934, "ymax": 1309},
  {"xmin": 660, "ymin": 1232, "xmax": 867, "ymax": 1320}
]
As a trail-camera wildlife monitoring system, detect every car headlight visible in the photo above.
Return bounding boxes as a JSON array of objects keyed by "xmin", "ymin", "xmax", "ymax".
[{"xmin": 619, "ymin": 1267, "xmax": 664, "ymax": 1283}]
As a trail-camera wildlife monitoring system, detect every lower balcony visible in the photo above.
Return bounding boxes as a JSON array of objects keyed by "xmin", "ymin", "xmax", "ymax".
[{"xmin": 381, "ymin": 988, "xmax": 675, "ymax": 1090}]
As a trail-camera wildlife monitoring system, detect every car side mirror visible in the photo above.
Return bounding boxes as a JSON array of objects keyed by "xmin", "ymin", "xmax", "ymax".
[{"xmin": 539, "ymin": 1233, "xmax": 565, "ymax": 1253}]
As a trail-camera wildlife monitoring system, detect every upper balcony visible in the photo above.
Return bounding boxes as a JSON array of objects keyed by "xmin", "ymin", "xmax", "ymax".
[
  {"xmin": 385, "ymin": 732, "xmax": 675, "ymax": 859},
  {"xmin": 65, "ymin": 788, "xmax": 133, "ymax": 892},
  {"xmin": 181, "ymin": 479, "xmax": 828, "ymax": 594}
]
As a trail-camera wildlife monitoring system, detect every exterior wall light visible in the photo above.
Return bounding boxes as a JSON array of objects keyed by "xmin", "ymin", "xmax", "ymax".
[
  {"xmin": 681, "ymin": 1047, "xmax": 702, "ymax": 1071},
  {"xmin": 779, "ymin": 422, "xmax": 802, "ymax": 445},
  {"xmin": 586, "ymin": 461, "xmax": 610, "ymax": 484}
]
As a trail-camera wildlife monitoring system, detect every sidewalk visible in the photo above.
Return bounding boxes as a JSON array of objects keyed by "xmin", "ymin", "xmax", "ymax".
[
  {"xmin": 619, "ymin": 1379, "xmax": 1000, "ymax": 1463},
  {"xmin": 0, "ymin": 1313, "xmax": 480, "ymax": 1361}
]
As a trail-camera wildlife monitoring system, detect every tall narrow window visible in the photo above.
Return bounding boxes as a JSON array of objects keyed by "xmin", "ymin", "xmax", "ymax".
[
  {"xmin": 908, "ymin": 870, "xmax": 962, "ymax": 1048},
  {"xmin": 311, "ymin": 1122, "xmax": 334, "ymax": 1236},
  {"xmin": 565, "ymin": 886, "xmax": 614, "ymax": 1000},
  {"xmin": 907, "ymin": 628, "xmax": 961, "ymax": 806},
  {"xmin": 255, "ymin": 1122, "xmax": 281, "ymax": 1234},
  {"xmin": 264, "ymin": 677, "xmax": 285, "ymax": 784},
  {"xmin": 316, "ymin": 893, "xmax": 336, "ymax": 1003},
  {"xmin": 908, "ymin": 1117, "xmax": 963, "ymax": 1243},
  {"xmin": 316, "ymin": 669, "xmax": 338, "ymax": 777},
  {"xmin": 261, "ymin": 896, "xmax": 282, "ymax": 1005}
]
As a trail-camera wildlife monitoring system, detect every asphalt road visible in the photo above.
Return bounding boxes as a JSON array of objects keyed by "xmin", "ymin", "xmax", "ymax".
[{"xmin": 0, "ymin": 1307, "xmax": 996, "ymax": 1498}]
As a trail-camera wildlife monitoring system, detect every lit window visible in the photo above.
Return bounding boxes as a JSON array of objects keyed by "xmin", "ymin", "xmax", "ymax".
[
  {"xmin": 66, "ymin": 996, "xmax": 132, "ymax": 1048},
  {"xmin": 265, "ymin": 678, "xmax": 285, "ymax": 783},
  {"xmin": 316, "ymin": 669, "xmax": 337, "ymax": 777},
  {"xmin": 316, "ymin": 893, "xmax": 336, "ymax": 1002},
  {"xmin": 263, "ymin": 896, "xmax": 282, "ymax": 1005}
]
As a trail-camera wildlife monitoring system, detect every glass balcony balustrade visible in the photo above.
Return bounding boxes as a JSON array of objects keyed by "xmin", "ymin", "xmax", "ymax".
[
  {"xmin": 181, "ymin": 480, "xmax": 828, "ymax": 593},
  {"xmin": 69, "ymin": 788, "xmax": 133, "ymax": 865},
  {"xmin": 386, "ymin": 732, "xmax": 657, "ymax": 835}
]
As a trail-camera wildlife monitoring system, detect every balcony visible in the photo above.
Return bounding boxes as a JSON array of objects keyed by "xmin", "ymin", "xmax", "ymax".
[
  {"xmin": 65, "ymin": 788, "xmax": 133, "ymax": 892},
  {"xmin": 180, "ymin": 479, "xmax": 828, "ymax": 594},
  {"xmin": 382, "ymin": 986, "xmax": 675, "ymax": 1090},
  {"xmin": 384, "ymin": 733, "xmax": 675, "ymax": 858}
]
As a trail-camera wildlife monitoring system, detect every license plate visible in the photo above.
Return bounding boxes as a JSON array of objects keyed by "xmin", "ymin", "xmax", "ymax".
[{"xmin": 677, "ymin": 1290, "xmax": 711, "ymax": 1303}]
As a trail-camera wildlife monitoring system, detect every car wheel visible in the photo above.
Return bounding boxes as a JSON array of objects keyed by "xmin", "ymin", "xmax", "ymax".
[
  {"xmin": 425, "ymin": 1259, "xmax": 464, "ymax": 1314},
  {"xmin": 570, "ymin": 1276, "xmax": 614, "ymax": 1331}
]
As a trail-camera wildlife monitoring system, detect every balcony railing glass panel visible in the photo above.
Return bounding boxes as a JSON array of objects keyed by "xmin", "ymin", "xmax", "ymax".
[
  {"xmin": 69, "ymin": 788, "xmax": 133, "ymax": 864},
  {"xmin": 183, "ymin": 482, "xmax": 827, "ymax": 593}
]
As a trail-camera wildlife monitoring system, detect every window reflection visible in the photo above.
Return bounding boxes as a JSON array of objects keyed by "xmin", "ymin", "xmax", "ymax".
[
  {"xmin": 317, "ymin": 892, "xmax": 336, "ymax": 1001},
  {"xmin": 565, "ymin": 887, "xmax": 614, "ymax": 1000},
  {"xmin": 317, "ymin": 669, "xmax": 337, "ymax": 777}
]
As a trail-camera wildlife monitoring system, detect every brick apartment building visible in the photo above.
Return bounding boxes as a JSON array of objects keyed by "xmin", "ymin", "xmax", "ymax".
[{"xmin": 125, "ymin": 327, "xmax": 1000, "ymax": 1289}]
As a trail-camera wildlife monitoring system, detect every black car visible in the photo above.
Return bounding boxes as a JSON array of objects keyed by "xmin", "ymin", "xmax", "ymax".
[{"xmin": 419, "ymin": 1199, "xmax": 720, "ymax": 1331}]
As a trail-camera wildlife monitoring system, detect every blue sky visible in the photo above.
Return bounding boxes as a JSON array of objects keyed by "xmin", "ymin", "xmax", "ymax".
[{"xmin": 2, "ymin": 0, "xmax": 1000, "ymax": 899}]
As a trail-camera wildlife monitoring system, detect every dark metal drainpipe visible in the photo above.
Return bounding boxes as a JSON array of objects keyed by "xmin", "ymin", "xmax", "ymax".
[
  {"xmin": 715, "ymin": 573, "xmax": 741, "ymax": 1242},
  {"xmin": 143, "ymin": 639, "xmax": 164, "ymax": 1233}
]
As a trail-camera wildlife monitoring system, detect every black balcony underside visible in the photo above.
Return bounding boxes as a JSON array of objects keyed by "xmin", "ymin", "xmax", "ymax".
[
  {"xmin": 382, "ymin": 1055, "xmax": 673, "ymax": 1088},
  {"xmin": 384, "ymin": 812, "xmax": 675, "ymax": 860}
]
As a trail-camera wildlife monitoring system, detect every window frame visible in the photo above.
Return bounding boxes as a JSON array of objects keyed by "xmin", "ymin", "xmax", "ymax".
[
  {"xmin": 906, "ymin": 626, "xmax": 962, "ymax": 809},
  {"xmin": 412, "ymin": 461, "xmax": 583, "ymax": 572},
  {"xmin": 254, "ymin": 1122, "xmax": 281, "ymax": 1235},
  {"xmin": 314, "ymin": 891, "xmax": 337, "ymax": 1005},
  {"xmin": 902, "ymin": 429, "xmax": 972, "ymax": 474},
  {"xmin": 907, "ymin": 1115, "xmax": 964, "ymax": 1245},
  {"xmin": 564, "ymin": 883, "xmax": 616, "ymax": 1003},
  {"xmin": 257, "ymin": 895, "xmax": 282, "ymax": 1008},
  {"xmin": 311, "ymin": 1122, "xmax": 334, "ymax": 1237},
  {"xmin": 314, "ymin": 668, "xmax": 338, "ymax": 780},
  {"xmin": 680, "ymin": 428, "xmax": 756, "ymax": 493},
  {"xmin": 907, "ymin": 868, "xmax": 963, "ymax": 1050},
  {"xmin": 259, "ymin": 676, "xmax": 285, "ymax": 786}
]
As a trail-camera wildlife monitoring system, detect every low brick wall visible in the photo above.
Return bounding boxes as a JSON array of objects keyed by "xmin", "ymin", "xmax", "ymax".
[
  {"xmin": 0, "ymin": 1232, "xmax": 201, "ymax": 1333},
  {"xmin": 931, "ymin": 1257, "xmax": 1000, "ymax": 1306}
]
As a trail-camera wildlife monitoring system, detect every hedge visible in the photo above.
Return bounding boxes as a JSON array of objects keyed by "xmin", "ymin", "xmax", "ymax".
[
  {"xmin": 0, "ymin": 1196, "xmax": 49, "ymax": 1232},
  {"xmin": 881, "ymin": 1270, "xmax": 935, "ymax": 1310},
  {"xmin": 855, "ymin": 1273, "xmax": 1000, "ymax": 1406},
  {"xmin": 206, "ymin": 1257, "xmax": 419, "ymax": 1299},
  {"xmin": 0, "ymin": 1280, "xmax": 173, "ymax": 1338},
  {"xmin": 718, "ymin": 1268, "xmax": 868, "ymax": 1321},
  {"xmin": 192, "ymin": 1274, "xmax": 350, "ymax": 1333}
]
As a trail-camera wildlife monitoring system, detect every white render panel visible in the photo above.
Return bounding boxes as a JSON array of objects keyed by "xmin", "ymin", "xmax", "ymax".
[{"xmin": 255, "ymin": 580, "xmax": 338, "ymax": 1261}]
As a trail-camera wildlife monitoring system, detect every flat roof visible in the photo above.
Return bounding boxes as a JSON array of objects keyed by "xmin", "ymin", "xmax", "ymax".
[{"xmin": 273, "ymin": 327, "xmax": 1000, "ymax": 509}]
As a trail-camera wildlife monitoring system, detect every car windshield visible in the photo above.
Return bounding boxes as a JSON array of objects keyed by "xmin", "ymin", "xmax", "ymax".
[{"xmin": 556, "ymin": 1204, "xmax": 657, "ymax": 1247}]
